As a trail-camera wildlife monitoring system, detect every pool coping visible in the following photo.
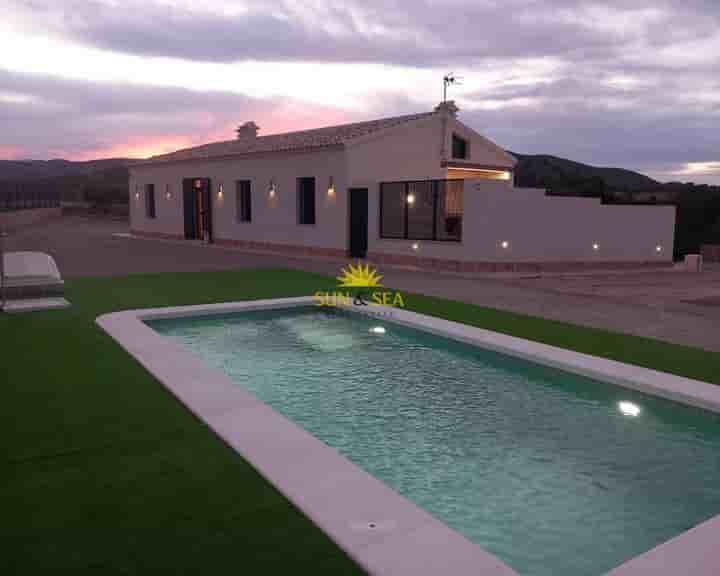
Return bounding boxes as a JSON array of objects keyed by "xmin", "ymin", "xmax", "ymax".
[{"xmin": 96, "ymin": 297, "xmax": 720, "ymax": 576}]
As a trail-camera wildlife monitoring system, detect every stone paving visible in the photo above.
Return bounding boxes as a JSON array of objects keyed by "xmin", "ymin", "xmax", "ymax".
[{"xmin": 5, "ymin": 214, "xmax": 720, "ymax": 352}]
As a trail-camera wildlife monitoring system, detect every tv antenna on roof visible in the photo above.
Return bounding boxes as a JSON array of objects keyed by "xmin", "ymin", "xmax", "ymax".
[{"xmin": 443, "ymin": 73, "xmax": 462, "ymax": 103}]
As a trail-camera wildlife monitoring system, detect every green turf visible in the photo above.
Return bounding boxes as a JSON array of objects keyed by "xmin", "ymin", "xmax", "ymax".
[{"xmin": 2, "ymin": 268, "xmax": 719, "ymax": 575}]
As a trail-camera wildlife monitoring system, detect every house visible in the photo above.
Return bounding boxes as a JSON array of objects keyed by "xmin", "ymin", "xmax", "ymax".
[{"xmin": 129, "ymin": 102, "xmax": 675, "ymax": 272}]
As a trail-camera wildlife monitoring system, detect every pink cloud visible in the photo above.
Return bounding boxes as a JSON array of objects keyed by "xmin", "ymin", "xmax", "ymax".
[
  {"xmin": 0, "ymin": 145, "xmax": 23, "ymax": 160},
  {"xmin": 66, "ymin": 135, "xmax": 196, "ymax": 161},
  {"xmin": 30, "ymin": 100, "xmax": 352, "ymax": 162}
]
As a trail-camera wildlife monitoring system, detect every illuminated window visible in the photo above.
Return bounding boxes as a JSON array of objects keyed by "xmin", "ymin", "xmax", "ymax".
[{"xmin": 380, "ymin": 180, "xmax": 463, "ymax": 242}]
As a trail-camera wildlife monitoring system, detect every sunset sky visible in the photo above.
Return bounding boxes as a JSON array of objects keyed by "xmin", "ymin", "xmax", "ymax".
[{"xmin": 1, "ymin": 0, "xmax": 719, "ymax": 183}]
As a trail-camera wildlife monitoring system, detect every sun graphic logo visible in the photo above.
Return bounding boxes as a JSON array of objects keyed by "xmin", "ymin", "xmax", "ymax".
[
  {"xmin": 314, "ymin": 262, "xmax": 404, "ymax": 311},
  {"xmin": 336, "ymin": 263, "xmax": 383, "ymax": 288}
]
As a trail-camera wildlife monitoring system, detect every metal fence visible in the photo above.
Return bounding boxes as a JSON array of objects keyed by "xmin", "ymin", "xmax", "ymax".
[{"xmin": 0, "ymin": 184, "xmax": 62, "ymax": 212}]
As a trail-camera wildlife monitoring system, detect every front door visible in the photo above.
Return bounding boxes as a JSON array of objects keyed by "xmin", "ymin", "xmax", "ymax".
[
  {"xmin": 348, "ymin": 188, "xmax": 368, "ymax": 258},
  {"xmin": 182, "ymin": 178, "xmax": 212, "ymax": 241}
]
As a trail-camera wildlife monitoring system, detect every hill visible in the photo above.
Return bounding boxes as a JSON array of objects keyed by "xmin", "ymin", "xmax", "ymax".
[
  {"xmin": 2, "ymin": 154, "xmax": 719, "ymax": 257},
  {"xmin": 0, "ymin": 158, "xmax": 133, "ymax": 207},
  {"xmin": 511, "ymin": 153, "xmax": 660, "ymax": 196},
  {"xmin": 0, "ymin": 158, "xmax": 134, "ymax": 181}
]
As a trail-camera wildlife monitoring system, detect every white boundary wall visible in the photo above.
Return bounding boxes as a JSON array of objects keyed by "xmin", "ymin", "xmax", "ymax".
[{"xmin": 370, "ymin": 181, "xmax": 676, "ymax": 263}]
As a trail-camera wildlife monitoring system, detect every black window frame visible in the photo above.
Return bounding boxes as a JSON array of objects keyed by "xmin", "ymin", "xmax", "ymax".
[
  {"xmin": 144, "ymin": 184, "xmax": 156, "ymax": 219},
  {"xmin": 452, "ymin": 133, "xmax": 468, "ymax": 159},
  {"xmin": 236, "ymin": 180, "xmax": 252, "ymax": 222},
  {"xmin": 297, "ymin": 177, "xmax": 316, "ymax": 225},
  {"xmin": 380, "ymin": 179, "xmax": 463, "ymax": 242}
]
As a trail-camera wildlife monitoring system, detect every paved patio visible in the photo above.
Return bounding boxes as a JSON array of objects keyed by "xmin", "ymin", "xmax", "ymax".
[{"xmin": 5, "ymin": 214, "xmax": 720, "ymax": 352}]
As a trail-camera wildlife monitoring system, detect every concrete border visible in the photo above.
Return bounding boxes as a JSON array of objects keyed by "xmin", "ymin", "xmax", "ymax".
[{"xmin": 97, "ymin": 297, "xmax": 720, "ymax": 575}]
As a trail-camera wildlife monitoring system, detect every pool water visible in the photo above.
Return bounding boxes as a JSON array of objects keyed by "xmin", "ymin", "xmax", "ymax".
[{"xmin": 149, "ymin": 307, "xmax": 720, "ymax": 576}]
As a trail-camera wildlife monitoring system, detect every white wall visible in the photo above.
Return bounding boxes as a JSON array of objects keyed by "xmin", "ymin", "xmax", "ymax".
[
  {"xmin": 345, "ymin": 115, "xmax": 446, "ymax": 186},
  {"xmin": 130, "ymin": 147, "xmax": 348, "ymax": 250},
  {"xmin": 369, "ymin": 180, "xmax": 675, "ymax": 263}
]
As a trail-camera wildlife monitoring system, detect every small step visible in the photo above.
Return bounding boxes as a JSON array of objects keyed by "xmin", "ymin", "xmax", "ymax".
[{"xmin": 2, "ymin": 297, "xmax": 71, "ymax": 314}]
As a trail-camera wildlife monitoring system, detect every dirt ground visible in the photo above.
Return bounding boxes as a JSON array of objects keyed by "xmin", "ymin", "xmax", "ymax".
[
  {"xmin": 509, "ymin": 266, "xmax": 720, "ymax": 309},
  {"xmin": 5, "ymin": 214, "xmax": 720, "ymax": 352}
]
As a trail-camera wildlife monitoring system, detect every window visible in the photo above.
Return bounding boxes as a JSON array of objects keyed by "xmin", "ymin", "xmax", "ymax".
[
  {"xmin": 379, "ymin": 182, "xmax": 406, "ymax": 238},
  {"xmin": 144, "ymin": 184, "xmax": 156, "ymax": 218},
  {"xmin": 236, "ymin": 180, "xmax": 252, "ymax": 222},
  {"xmin": 380, "ymin": 180, "xmax": 463, "ymax": 242},
  {"xmin": 406, "ymin": 181, "xmax": 434, "ymax": 240},
  {"xmin": 297, "ymin": 177, "xmax": 316, "ymax": 225},
  {"xmin": 435, "ymin": 180, "xmax": 463, "ymax": 241},
  {"xmin": 452, "ymin": 134, "xmax": 468, "ymax": 159}
]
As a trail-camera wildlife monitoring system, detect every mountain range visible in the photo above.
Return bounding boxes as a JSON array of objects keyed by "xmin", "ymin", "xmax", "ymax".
[{"xmin": 1, "ymin": 154, "xmax": 719, "ymax": 255}]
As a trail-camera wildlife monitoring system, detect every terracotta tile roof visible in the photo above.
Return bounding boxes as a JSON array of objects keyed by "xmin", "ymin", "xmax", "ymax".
[{"xmin": 144, "ymin": 112, "xmax": 435, "ymax": 164}]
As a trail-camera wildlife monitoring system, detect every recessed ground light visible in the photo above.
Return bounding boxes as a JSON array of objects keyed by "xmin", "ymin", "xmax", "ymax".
[
  {"xmin": 618, "ymin": 401, "xmax": 641, "ymax": 417},
  {"xmin": 370, "ymin": 326, "xmax": 386, "ymax": 334}
]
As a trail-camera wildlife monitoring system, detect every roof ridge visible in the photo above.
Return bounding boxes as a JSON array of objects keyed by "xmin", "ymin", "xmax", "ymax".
[
  {"xmin": 256, "ymin": 111, "xmax": 433, "ymax": 139},
  {"xmin": 144, "ymin": 110, "xmax": 435, "ymax": 164}
]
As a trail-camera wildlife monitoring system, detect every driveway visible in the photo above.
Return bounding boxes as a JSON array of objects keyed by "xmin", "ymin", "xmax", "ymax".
[{"xmin": 5, "ymin": 214, "xmax": 720, "ymax": 352}]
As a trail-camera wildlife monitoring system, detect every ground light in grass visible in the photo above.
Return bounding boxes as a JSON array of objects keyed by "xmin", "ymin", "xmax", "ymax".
[{"xmin": 370, "ymin": 326, "xmax": 386, "ymax": 334}]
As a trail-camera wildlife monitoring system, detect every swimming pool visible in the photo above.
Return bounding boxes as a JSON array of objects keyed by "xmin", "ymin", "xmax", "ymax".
[{"xmin": 146, "ymin": 305, "xmax": 720, "ymax": 576}]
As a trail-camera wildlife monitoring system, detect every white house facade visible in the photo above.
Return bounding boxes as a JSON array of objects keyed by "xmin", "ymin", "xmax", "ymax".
[{"xmin": 129, "ymin": 102, "xmax": 675, "ymax": 272}]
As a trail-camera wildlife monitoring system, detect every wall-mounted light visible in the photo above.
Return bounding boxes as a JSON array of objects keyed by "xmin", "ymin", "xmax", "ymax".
[
  {"xmin": 268, "ymin": 179, "xmax": 276, "ymax": 198},
  {"xmin": 500, "ymin": 240, "xmax": 509, "ymax": 249},
  {"xmin": 592, "ymin": 242, "xmax": 600, "ymax": 251},
  {"xmin": 406, "ymin": 193, "xmax": 416, "ymax": 206},
  {"xmin": 134, "ymin": 184, "xmax": 140, "ymax": 200},
  {"xmin": 412, "ymin": 242, "xmax": 419, "ymax": 251},
  {"xmin": 165, "ymin": 183, "xmax": 172, "ymax": 200},
  {"xmin": 655, "ymin": 245, "xmax": 663, "ymax": 253},
  {"xmin": 327, "ymin": 176, "xmax": 336, "ymax": 197}
]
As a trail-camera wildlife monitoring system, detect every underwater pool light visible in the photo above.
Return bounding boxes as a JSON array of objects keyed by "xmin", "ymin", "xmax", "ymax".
[{"xmin": 618, "ymin": 401, "xmax": 641, "ymax": 417}]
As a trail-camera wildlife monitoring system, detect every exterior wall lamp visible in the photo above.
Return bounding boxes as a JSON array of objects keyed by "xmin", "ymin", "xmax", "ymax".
[
  {"xmin": 269, "ymin": 179, "xmax": 276, "ymax": 198},
  {"xmin": 328, "ymin": 176, "xmax": 335, "ymax": 197}
]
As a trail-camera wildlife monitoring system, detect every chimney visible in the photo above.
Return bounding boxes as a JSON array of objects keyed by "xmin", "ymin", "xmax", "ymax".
[
  {"xmin": 434, "ymin": 100, "xmax": 459, "ymax": 117},
  {"xmin": 236, "ymin": 121, "xmax": 259, "ymax": 140}
]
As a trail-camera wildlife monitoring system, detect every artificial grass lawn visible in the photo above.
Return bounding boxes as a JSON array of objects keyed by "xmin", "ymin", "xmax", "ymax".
[{"xmin": 2, "ymin": 268, "xmax": 720, "ymax": 575}]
